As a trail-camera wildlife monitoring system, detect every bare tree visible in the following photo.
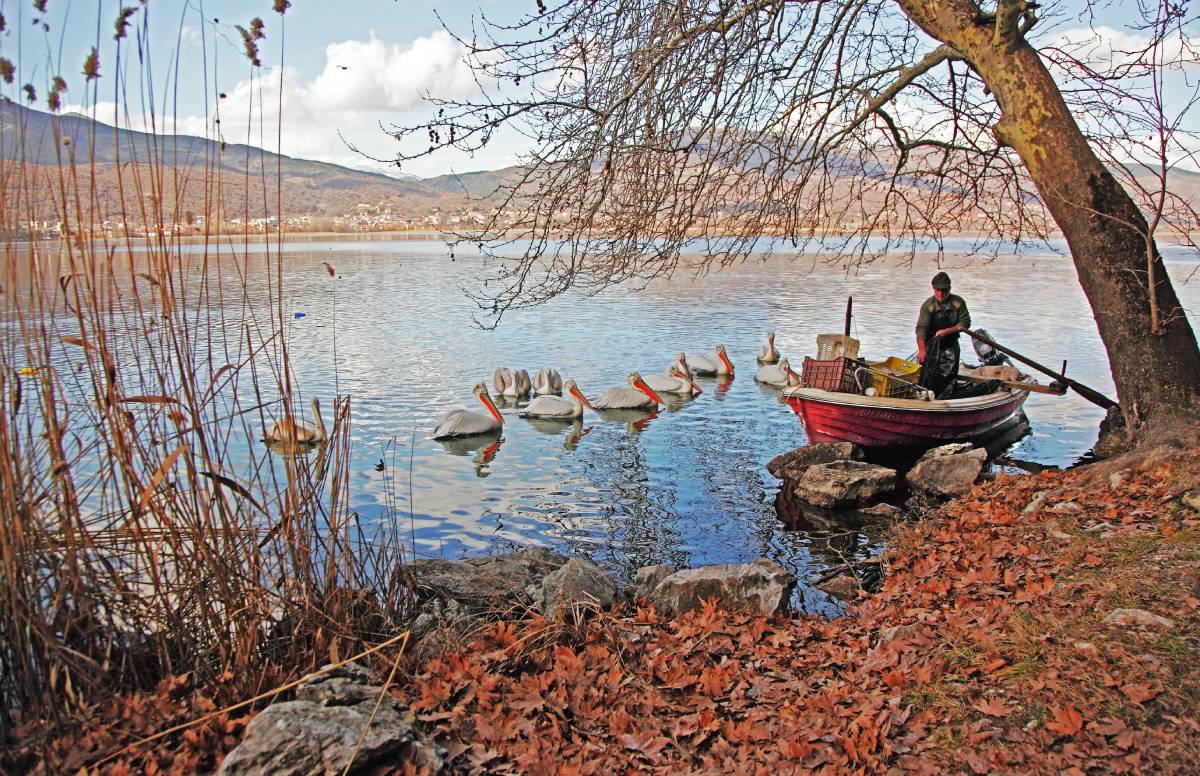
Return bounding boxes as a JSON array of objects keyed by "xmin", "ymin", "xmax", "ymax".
[{"xmin": 392, "ymin": 0, "xmax": 1200, "ymax": 446}]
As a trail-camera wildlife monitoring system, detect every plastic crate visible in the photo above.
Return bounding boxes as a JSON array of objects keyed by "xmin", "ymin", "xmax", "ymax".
[
  {"xmin": 816, "ymin": 334, "xmax": 860, "ymax": 360},
  {"xmin": 801, "ymin": 356, "xmax": 865, "ymax": 394},
  {"xmin": 865, "ymin": 357, "xmax": 922, "ymax": 397}
]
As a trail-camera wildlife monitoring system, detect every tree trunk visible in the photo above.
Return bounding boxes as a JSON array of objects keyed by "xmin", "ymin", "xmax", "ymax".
[{"xmin": 901, "ymin": 2, "xmax": 1200, "ymax": 444}]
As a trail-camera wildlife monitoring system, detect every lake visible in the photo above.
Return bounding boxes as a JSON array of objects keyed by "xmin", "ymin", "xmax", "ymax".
[{"xmin": 11, "ymin": 235, "xmax": 1200, "ymax": 612}]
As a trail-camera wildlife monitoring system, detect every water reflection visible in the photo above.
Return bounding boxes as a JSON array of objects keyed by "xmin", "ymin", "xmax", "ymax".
[
  {"xmin": 594, "ymin": 408, "xmax": 660, "ymax": 433},
  {"xmin": 433, "ymin": 433, "xmax": 503, "ymax": 477}
]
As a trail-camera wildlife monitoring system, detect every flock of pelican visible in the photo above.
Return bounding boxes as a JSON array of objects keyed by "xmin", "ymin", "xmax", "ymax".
[{"xmin": 430, "ymin": 331, "xmax": 802, "ymax": 440}]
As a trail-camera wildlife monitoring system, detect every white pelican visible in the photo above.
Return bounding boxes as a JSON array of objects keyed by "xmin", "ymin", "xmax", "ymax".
[
  {"xmin": 643, "ymin": 366, "xmax": 702, "ymax": 395},
  {"xmin": 265, "ymin": 397, "xmax": 327, "ymax": 445},
  {"xmin": 689, "ymin": 344, "xmax": 734, "ymax": 376},
  {"xmin": 664, "ymin": 352, "xmax": 692, "ymax": 379},
  {"xmin": 532, "ymin": 367, "xmax": 563, "ymax": 396},
  {"xmin": 493, "ymin": 367, "xmax": 532, "ymax": 397},
  {"xmin": 754, "ymin": 356, "xmax": 800, "ymax": 387},
  {"xmin": 521, "ymin": 378, "xmax": 593, "ymax": 419},
  {"xmin": 432, "ymin": 383, "xmax": 505, "ymax": 438},
  {"xmin": 592, "ymin": 372, "xmax": 665, "ymax": 410},
  {"xmin": 757, "ymin": 331, "xmax": 780, "ymax": 364}
]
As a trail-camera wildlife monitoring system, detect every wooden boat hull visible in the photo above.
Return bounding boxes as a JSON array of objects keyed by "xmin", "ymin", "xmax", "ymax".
[{"xmin": 781, "ymin": 386, "xmax": 1029, "ymax": 450}]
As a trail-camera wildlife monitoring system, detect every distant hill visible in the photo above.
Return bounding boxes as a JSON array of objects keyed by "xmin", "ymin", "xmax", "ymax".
[
  {"xmin": 0, "ymin": 102, "xmax": 517, "ymax": 222},
  {"xmin": 1, "ymin": 102, "xmax": 1194, "ymax": 231}
]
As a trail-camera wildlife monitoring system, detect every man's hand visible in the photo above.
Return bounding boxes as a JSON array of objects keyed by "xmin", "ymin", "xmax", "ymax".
[
  {"xmin": 934, "ymin": 327, "xmax": 957, "ymax": 339},
  {"xmin": 916, "ymin": 346, "xmax": 926, "ymax": 364}
]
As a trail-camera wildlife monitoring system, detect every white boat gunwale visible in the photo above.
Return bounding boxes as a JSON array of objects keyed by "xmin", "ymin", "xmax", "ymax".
[{"xmin": 780, "ymin": 385, "xmax": 1030, "ymax": 412}]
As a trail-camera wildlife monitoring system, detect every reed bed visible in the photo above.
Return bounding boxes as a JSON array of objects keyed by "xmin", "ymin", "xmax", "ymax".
[{"xmin": 0, "ymin": 3, "xmax": 415, "ymax": 731}]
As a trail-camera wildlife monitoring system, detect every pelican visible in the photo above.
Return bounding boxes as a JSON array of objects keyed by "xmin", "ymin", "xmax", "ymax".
[
  {"xmin": 432, "ymin": 383, "xmax": 505, "ymax": 438},
  {"xmin": 689, "ymin": 344, "xmax": 734, "ymax": 376},
  {"xmin": 664, "ymin": 352, "xmax": 692, "ymax": 379},
  {"xmin": 757, "ymin": 331, "xmax": 780, "ymax": 364},
  {"xmin": 493, "ymin": 367, "xmax": 532, "ymax": 397},
  {"xmin": 265, "ymin": 397, "xmax": 327, "ymax": 445},
  {"xmin": 592, "ymin": 372, "xmax": 665, "ymax": 410},
  {"xmin": 521, "ymin": 378, "xmax": 593, "ymax": 419},
  {"xmin": 755, "ymin": 357, "xmax": 800, "ymax": 387},
  {"xmin": 643, "ymin": 366, "xmax": 702, "ymax": 395},
  {"xmin": 532, "ymin": 367, "xmax": 563, "ymax": 396}
]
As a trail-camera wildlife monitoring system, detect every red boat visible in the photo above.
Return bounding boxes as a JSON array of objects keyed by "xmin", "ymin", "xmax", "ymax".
[{"xmin": 780, "ymin": 385, "xmax": 1030, "ymax": 451}]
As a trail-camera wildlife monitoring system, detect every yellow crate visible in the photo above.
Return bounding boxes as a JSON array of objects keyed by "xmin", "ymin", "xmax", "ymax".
[{"xmin": 865, "ymin": 356, "xmax": 921, "ymax": 397}]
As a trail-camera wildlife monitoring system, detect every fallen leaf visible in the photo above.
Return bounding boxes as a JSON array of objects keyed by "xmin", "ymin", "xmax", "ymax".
[
  {"xmin": 1044, "ymin": 704, "xmax": 1084, "ymax": 737},
  {"xmin": 1121, "ymin": 683, "xmax": 1160, "ymax": 704}
]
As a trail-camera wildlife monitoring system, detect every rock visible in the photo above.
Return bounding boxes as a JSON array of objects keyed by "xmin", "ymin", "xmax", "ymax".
[
  {"xmin": 1109, "ymin": 470, "xmax": 1130, "ymax": 489},
  {"xmin": 905, "ymin": 448, "xmax": 988, "ymax": 498},
  {"xmin": 1182, "ymin": 489, "xmax": 1200, "ymax": 512},
  {"xmin": 815, "ymin": 575, "xmax": 860, "ymax": 602},
  {"xmin": 767, "ymin": 442, "xmax": 861, "ymax": 478},
  {"xmin": 1074, "ymin": 642, "xmax": 1098, "ymax": 656},
  {"xmin": 649, "ymin": 559, "xmax": 795, "ymax": 616},
  {"xmin": 1101, "ymin": 608, "xmax": 1174, "ymax": 629},
  {"xmin": 915, "ymin": 442, "xmax": 976, "ymax": 462},
  {"xmin": 792, "ymin": 461, "xmax": 898, "ymax": 509},
  {"xmin": 1048, "ymin": 501, "xmax": 1084, "ymax": 514},
  {"xmin": 628, "ymin": 564, "xmax": 674, "ymax": 601},
  {"xmin": 1092, "ymin": 406, "xmax": 1129, "ymax": 460},
  {"xmin": 1021, "ymin": 493, "xmax": 1048, "ymax": 516},
  {"xmin": 405, "ymin": 547, "xmax": 569, "ymax": 612},
  {"xmin": 858, "ymin": 502, "xmax": 902, "ymax": 519},
  {"xmin": 532, "ymin": 558, "xmax": 618, "ymax": 621},
  {"xmin": 294, "ymin": 663, "xmax": 379, "ymax": 707},
  {"xmin": 218, "ymin": 663, "xmax": 440, "ymax": 776}
]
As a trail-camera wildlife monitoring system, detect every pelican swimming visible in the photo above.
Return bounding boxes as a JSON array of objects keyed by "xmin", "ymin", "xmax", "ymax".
[
  {"xmin": 664, "ymin": 352, "xmax": 692, "ymax": 379},
  {"xmin": 689, "ymin": 344, "xmax": 734, "ymax": 376},
  {"xmin": 757, "ymin": 331, "xmax": 780, "ymax": 364},
  {"xmin": 643, "ymin": 366, "xmax": 702, "ymax": 395},
  {"xmin": 265, "ymin": 397, "xmax": 327, "ymax": 445},
  {"xmin": 532, "ymin": 367, "xmax": 563, "ymax": 396},
  {"xmin": 521, "ymin": 378, "xmax": 593, "ymax": 419},
  {"xmin": 493, "ymin": 367, "xmax": 532, "ymax": 397},
  {"xmin": 432, "ymin": 383, "xmax": 505, "ymax": 438},
  {"xmin": 754, "ymin": 356, "xmax": 800, "ymax": 387},
  {"xmin": 592, "ymin": 372, "xmax": 665, "ymax": 410}
]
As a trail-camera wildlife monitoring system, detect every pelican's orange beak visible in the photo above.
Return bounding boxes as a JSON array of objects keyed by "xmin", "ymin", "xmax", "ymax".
[
  {"xmin": 480, "ymin": 392, "xmax": 505, "ymax": 423},
  {"xmin": 570, "ymin": 384, "xmax": 594, "ymax": 409},
  {"xmin": 719, "ymin": 350, "xmax": 734, "ymax": 374},
  {"xmin": 634, "ymin": 378, "xmax": 664, "ymax": 405},
  {"xmin": 690, "ymin": 380, "xmax": 702, "ymax": 395}
]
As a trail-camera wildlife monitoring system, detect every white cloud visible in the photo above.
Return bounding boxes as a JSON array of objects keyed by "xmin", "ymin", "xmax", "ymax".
[
  {"xmin": 1044, "ymin": 25, "xmax": 1200, "ymax": 71},
  {"xmin": 69, "ymin": 31, "xmax": 516, "ymax": 177}
]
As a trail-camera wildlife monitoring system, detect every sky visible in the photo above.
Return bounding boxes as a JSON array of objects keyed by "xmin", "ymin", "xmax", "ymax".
[{"xmin": 1, "ymin": 0, "xmax": 1196, "ymax": 178}]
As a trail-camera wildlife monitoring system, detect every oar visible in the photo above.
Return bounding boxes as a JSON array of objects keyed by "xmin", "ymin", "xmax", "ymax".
[{"xmin": 963, "ymin": 329, "xmax": 1117, "ymax": 410}]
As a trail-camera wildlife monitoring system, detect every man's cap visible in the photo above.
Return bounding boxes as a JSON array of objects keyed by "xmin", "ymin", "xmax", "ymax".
[{"xmin": 931, "ymin": 271, "xmax": 951, "ymax": 290}]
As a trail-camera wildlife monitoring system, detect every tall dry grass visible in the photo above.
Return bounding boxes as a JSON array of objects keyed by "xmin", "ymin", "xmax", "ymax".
[{"xmin": 0, "ymin": 3, "xmax": 414, "ymax": 726}]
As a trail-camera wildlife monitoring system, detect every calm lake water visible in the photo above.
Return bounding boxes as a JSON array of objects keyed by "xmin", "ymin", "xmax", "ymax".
[{"xmin": 12, "ymin": 236, "xmax": 1200, "ymax": 611}]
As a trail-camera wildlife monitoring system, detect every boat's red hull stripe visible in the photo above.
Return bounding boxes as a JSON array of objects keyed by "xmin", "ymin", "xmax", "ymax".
[{"xmin": 786, "ymin": 393, "xmax": 1026, "ymax": 448}]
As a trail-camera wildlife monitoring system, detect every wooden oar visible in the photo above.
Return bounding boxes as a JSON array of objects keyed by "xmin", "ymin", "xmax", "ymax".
[
  {"xmin": 963, "ymin": 329, "xmax": 1117, "ymax": 409},
  {"xmin": 957, "ymin": 373, "xmax": 1067, "ymax": 395}
]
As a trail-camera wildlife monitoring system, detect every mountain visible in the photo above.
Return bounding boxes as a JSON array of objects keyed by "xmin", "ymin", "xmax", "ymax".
[{"xmin": 0, "ymin": 102, "xmax": 515, "ymax": 222}]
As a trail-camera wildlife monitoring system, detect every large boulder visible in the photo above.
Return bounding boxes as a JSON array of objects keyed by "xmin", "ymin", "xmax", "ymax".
[
  {"xmin": 627, "ymin": 564, "xmax": 674, "ymax": 601},
  {"xmin": 530, "ymin": 558, "xmax": 619, "ymax": 621},
  {"xmin": 792, "ymin": 460, "xmax": 897, "ymax": 509},
  {"xmin": 767, "ymin": 442, "xmax": 861, "ymax": 479},
  {"xmin": 906, "ymin": 447, "xmax": 988, "ymax": 498},
  {"xmin": 218, "ymin": 664, "xmax": 441, "ymax": 776},
  {"xmin": 649, "ymin": 559, "xmax": 795, "ymax": 616},
  {"xmin": 405, "ymin": 547, "xmax": 568, "ymax": 613}
]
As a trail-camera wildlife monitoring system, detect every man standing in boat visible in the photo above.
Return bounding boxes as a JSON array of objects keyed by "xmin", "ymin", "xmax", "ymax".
[{"xmin": 916, "ymin": 272, "xmax": 971, "ymax": 398}]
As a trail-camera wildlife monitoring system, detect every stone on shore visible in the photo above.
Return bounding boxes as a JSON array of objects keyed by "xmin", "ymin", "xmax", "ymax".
[
  {"xmin": 1101, "ymin": 608, "xmax": 1174, "ymax": 629},
  {"xmin": 218, "ymin": 663, "xmax": 441, "ymax": 776},
  {"xmin": 628, "ymin": 564, "xmax": 674, "ymax": 601},
  {"xmin": 531, "ymin": 557, "xmax": 619, "ymax": 621},
  {"xmin": 405, "ymin": 547, "xmax": 568, "ymax": 613},
  {"xmin": 906, "ymin": 446, "xmax": 988, "ymax": 498},
  {"xmin": 767, "ymin": 442, "xmax": 861, "ymax": 479},
  {"xmin": 815, "ymin": 575, "xmax": 861, "ymax": 602},
  {"xmin": 649, "ymin": 559, "xmax": 795, "ymax": 616},
  {"xmin": 792, "ymin": 460, "xmax": 897, "ymax": 509}
]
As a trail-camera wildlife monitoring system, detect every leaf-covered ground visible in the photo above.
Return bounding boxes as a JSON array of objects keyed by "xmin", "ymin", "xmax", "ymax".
[
  {"xmin": 400, "ymin": 449, "xmax": 1200, "ymax": 774},
  {"xmin": 6, "ymin": 449, "xmax": 1198, "ymax": 774}
]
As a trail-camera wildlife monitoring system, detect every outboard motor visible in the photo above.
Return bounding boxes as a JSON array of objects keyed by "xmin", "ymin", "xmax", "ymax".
[{"xmin": 971, "ymin": 328, "xmax": 1010, "ymax": 366}]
